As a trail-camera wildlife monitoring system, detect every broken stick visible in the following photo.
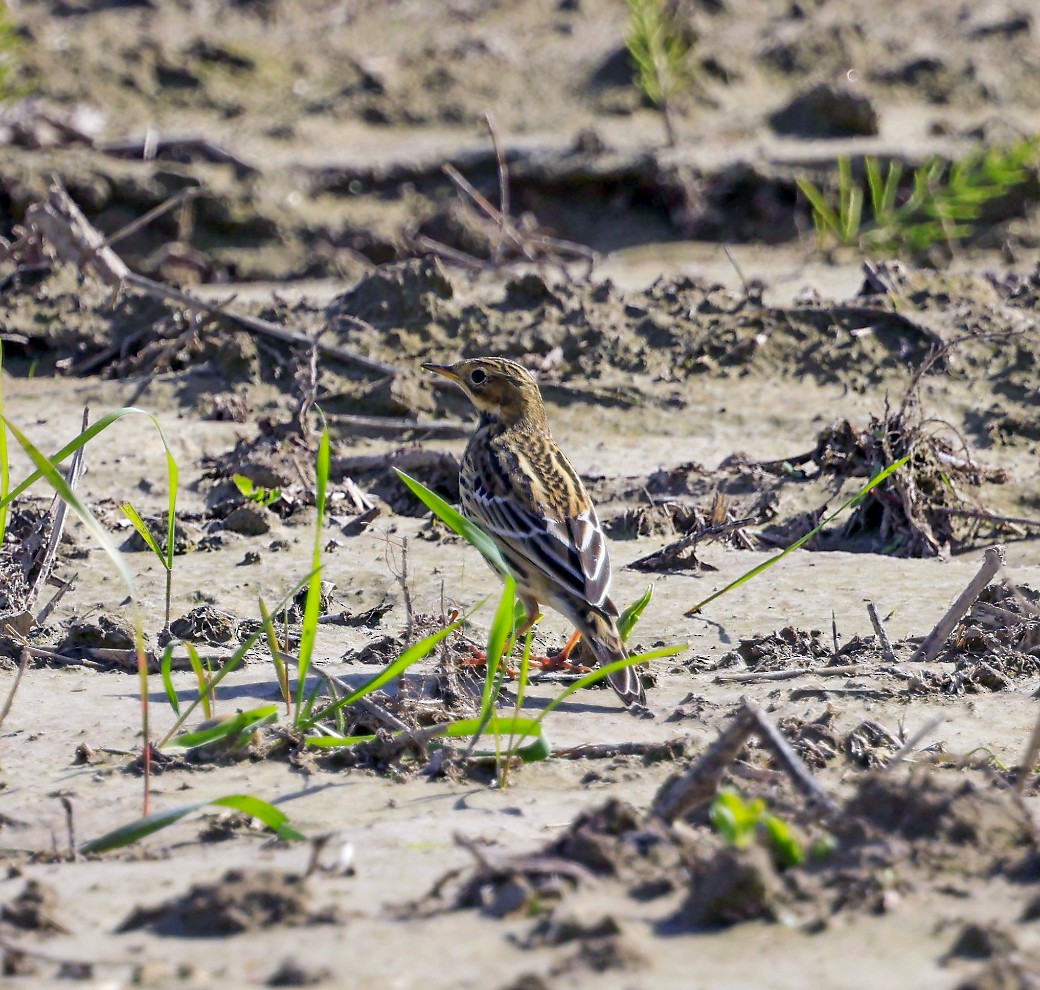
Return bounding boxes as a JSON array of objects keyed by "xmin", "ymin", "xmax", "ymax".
[
  {"xmin": 910, "ymin": 545, "xmax": 1006, "ymax": 663},
  {"xmin": 651, "ymin": 699, "xmax": 838, "ymax": 825},
  {"xmin": 867, "ymin": 601, "xmax": 897, "ymax": 663}
]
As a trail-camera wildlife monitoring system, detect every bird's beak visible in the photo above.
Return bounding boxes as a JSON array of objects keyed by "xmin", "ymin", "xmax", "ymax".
[{"xmin": 422, "ymin": 362, "xmax": 461, "ymax": 382}]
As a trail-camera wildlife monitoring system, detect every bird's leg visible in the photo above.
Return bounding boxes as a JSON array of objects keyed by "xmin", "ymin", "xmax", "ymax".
[
  {"xmin": 529, "ymin": 630, "xmax": 592, "ymax": 674},
  {"xmin": 454, "ymin": 601, "xmax": 541, "ymax": 676}
]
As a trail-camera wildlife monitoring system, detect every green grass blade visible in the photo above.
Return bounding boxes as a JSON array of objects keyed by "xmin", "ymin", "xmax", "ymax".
[
  {"xmin": 880, "ymin": 159, "xmax": 902, "ymax": 217},
  {"xmin": 0, "ymin": 407, "xmax": 176, "ymax": 512},
  {"xmin": 302, "ymin": 619, "xmax": 462, "ymax": 727},
  {"xmin": 396, "ymin": 469, "xmax": 509, "ymax": 575},
  {"xmin": 80, "ymin": 793, "xmax": 304, "ymax": 853},
  {"xmin": 840, "ymin": 185, "xmax": 864, "ymax": 244},
  {"xmin": 3, "ymin": 416, "xmax": 135, "ymax": 595},
  {"xmin": 183, "ymin": 644, "xmax": 212, "ymax": 720},
  {"xmin": 479, "ymin": 576, "xmax": 516, "ymax": 717},
  {"xmin": 796, "ymin": 177, "xmax": 842, "ymax": 239},
  {"xmin": 505, "ymin": 632, "xmax": 535, "ymax": 772},
  {"xmin": 618, "ymin": 584, "xmax": 654, "ymax": 642},
  {"xmin": 864, "ymin": 157, "xmax": 884, "ymax": 218},
  {"xmin": 304, "ymin": 715, "xmax": 551, "ymax": 763},
  {"xmin": 686, "ymin": 456, "xmax": 909, "ymax": 615},
  {"xmin": 159, "ymin": 644, "xmax": 179, "ymax": 715},
  {"xmin": 164, "ymin": 705, "xmax": 279, "ymax": 750},
  {"xmin": 119, "ymin": 501, "xmax": 167, "ymax": 565},
  {"xmin": 295, "ymin": 424, "xmax": 330, "ymax": 720},
  {"xmin": 259, "ymin": 596, "xmax": 291, "ymax": 712},
  {"xmin": 534, "ymin": 645, "xmax": 683, "ymax": 725},
  {"xmin": 305, "ymin": 733, "xmax": 378, "ymax": 748},
  {"xmin": 443, "ymin": 715, "xmax": 551, "ymax": 763},
  {"xmin": 207, "ymin": 795, "xmax": 305, "ymax": 841}
]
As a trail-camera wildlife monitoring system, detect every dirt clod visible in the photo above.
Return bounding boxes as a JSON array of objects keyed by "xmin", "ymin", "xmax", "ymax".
[
  {"xmin": 117, "ymin": 869, "xmax": 341, "ymax": 936},
  {"xmin": 0, "ymin": 879, "xmax": 70, "ymax": 934}
]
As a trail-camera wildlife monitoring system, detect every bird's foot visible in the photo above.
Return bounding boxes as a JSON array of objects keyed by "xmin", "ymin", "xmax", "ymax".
[
  {"xmin": 529, "ymin": 652, "xmax": 592, "ymax": 674},
  {"xmin": 456, "ymin": 648, "xmax": 523, "ymax": 679},
  {"xmin": 527, "ymin": 629, "xmax": 590, "ymax": 675}
]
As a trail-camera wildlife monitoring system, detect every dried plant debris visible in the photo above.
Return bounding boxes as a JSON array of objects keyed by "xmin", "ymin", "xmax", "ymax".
[
  {"xmin": 777, "ymin": 710, "xmax": 902, "ymax": 770},
  {"xmin": 759, "ymin": 395, "xmax": 1014, "ymax": 557},
  {"xmin": 731, "ymin": 626, "xmax": 833, "ymax": 670},
  {"xmin": 947, "ymin": 583, "xmax": 1040, "ymax": 663},
  {"xmin": 908, "ymin": 582, "xmax": 1040, "ymax": 693},
  {"xmin": 117, "ymin": 869, "xmax": 341, "ymax": 936},
  {"xmin": 619, "ymin": 493, "xmax": 757, "ymax": 574}
]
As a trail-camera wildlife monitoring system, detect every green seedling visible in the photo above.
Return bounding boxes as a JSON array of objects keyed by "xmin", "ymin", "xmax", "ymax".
[
  {"xmin": 2, "ymin": 414, "xmax": 152, "ymax": 811},
  {"xmin": 81, "ymin": 793, "xmax": 304, "ymax": 854},
  {"xmin": 710, "ymin": 789, "xmax": 805, "ymax": 868},
  {"xmin": 157, "ymin": 573, "xmax": 314, "ymax": 746},
  {"xmin": 624, "ymin": 0, "xmax": 696, "ymax": 147},
  {"xmin": 294, "ymin": 422, "xmax": 329, "ymax": 724},
  {"xmin": 798, "ymin": 140, "xmax": 1040, "ymax": 257},
  {"xmin": 233, "ymin": 473, "xmax": 282, "ymax": 508}
]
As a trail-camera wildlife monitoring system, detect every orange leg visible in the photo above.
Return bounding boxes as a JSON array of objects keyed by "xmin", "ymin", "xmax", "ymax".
[{"xmin": 529, "ymin": 630, "xmax": 592, "ymax": 674}]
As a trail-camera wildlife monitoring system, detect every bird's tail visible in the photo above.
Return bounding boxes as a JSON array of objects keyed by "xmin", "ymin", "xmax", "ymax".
[{"xmin": 581, "ymin": 610, "xmax": 649, "ymax": 712}]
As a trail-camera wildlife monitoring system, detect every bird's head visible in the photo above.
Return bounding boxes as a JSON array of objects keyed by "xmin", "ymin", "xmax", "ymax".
[{"xmin": 423, "ymin": 357, "xmax": 547, "ymax": 428}]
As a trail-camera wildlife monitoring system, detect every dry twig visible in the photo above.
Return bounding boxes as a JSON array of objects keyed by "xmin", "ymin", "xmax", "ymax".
[
  {"xmin": 911, "ymin": 546, "xmax": 1006, "ymax": 663},
  {"xmin": 652, "ymin": 699, "xmax": 838, "ymax": 824}
]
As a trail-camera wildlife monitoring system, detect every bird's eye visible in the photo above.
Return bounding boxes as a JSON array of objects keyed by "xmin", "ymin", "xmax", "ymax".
[{"xmin": 469, "ymin": 368, "xmax": 487, "ymax": 386}]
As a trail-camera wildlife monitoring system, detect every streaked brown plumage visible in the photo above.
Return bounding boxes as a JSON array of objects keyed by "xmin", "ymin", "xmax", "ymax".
[{"xmin": 423, "ymin": 356, "xmax": 647, "ymax": 710}]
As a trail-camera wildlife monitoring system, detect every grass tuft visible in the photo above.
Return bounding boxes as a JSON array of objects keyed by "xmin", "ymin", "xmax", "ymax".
[{"xmin": 797, "ymin": 141, "xmax": 1039, "ymax": 258}]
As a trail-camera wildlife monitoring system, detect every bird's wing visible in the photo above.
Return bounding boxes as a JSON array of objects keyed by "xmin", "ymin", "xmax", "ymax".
[{"xmin": 464, "ymin": 444, "xmax": 613, "ymax": 612}]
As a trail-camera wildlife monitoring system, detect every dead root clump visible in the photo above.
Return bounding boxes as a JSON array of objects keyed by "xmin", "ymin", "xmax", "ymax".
[
  {"xmin": 762, "ymin": 389, "xmax": 1011, "ymax": 557},
  {"xmin": 116, "ymin": 869, "xmax": 342, "ymax": 936},
  {"xmin": 943, "ymin": 582, "xmax": 1040, "ymax": 672}
]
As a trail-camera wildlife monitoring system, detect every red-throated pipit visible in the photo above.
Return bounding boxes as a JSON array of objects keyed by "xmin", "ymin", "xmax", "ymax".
[{"xmin": 423, "ymin": 357, "xmax": 647, "ymax": 711}]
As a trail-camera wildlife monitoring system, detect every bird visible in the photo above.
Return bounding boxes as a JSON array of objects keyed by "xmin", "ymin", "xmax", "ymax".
[{"xmin": 422, "ymin": 356, "xmax": 647, "ymax": 711}]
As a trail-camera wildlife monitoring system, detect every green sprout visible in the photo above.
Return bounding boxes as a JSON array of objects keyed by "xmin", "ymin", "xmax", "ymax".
[
  {"xmin": 624, "ymin": 0, "xmax": 696, "ymax": 147},
  {"xmin": 233, "ymin": 473, "xmax": 282, "ymax": 508},
  {"xmin": 797, "ymin": 140, "xmax": 1040, "ymax": 258},
  {"xmin": 710, "ymin": 789, "xmax": 805, "ymax": 869}
]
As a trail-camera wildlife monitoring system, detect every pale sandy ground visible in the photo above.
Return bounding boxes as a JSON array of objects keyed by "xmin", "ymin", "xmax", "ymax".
[{"xmin": 2, "ymin": 362, "xmax": 1039, "ymax": 990}]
